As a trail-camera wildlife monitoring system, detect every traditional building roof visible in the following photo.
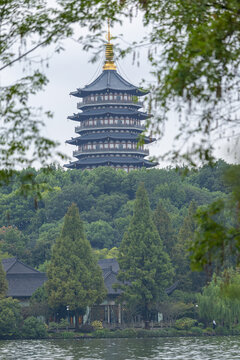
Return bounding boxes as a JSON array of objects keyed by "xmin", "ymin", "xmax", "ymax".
[
  {"xmin": 65, "ymin": 156, "xmax": 155, "ymax": 168},
  {"xmin": 2, "ymin": 258, "xmax": 47, "ymax": 298},
  {"xmin": 70, "ymin": 70, "xmax": 148, "ymax": 98},
  {"xmin": 98, "ymin": 258, "xmax": 121, "ymax": 296},
  {"xmin": 66, "ymin": 132, "xmax": 153, "ymax": 145},
  {"xmin": 68, "ymin": 108, "xmax": 149, "ymax": 121}
]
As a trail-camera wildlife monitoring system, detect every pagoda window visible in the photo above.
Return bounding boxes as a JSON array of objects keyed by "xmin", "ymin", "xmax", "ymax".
[
  {"xmin": 99, "ymin": 143, "xmax": 103, "ymax": 149},
  {"xmin": 110, "ymin": 143, "xmax": 114, "ymax": 149},
  {"xmin": 109, "ymin": 118, "xmax": 114, "ymax": 124},
  {"xmin": 104, "ymin": 143, "xmax": 108, "ymax": 149},
  {"xmin": 116, "ymin": 95, "xmax": 121, "ymax": 101},
  {"xmin": 109, "ymin": 94, "xmax": 113, "ymax": 100},
  {"xmin": 124, "ymin": 94, "xmax": 128, "ymax": 100},
  {"xmin": 91, "ymin": 95, "xmax": 94, "ymax": 101},
  {"xmin": 97, "ymin": 95, "xmax": 102, "ymax": 101},
  {"xmin": 123, "ymin": 143, "xmax": 127, "ymax": 149},
  {"xmin": 104, "ymin": 94, "xmax": 108, "ymax": 100}
]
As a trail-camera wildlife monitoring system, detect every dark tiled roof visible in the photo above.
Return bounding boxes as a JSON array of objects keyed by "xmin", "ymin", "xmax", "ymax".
[
  {"xmin": 2, "ymin": 258, "xmax": 47, "ymax": 298},
  {"xmin": 2, "ymin": 257, "xmax": 39, "ymax": 274},
  {"xmin": 68, "ymin": 108, "xmax": 149, "ymax": 121},
  {"xmin": 98, "ymin": 258, "xmax": 120, "ymax": 273},
  {"xmin": 70, "ymin": 70, "xmax": 148, "ymax": 97},
  {"xmin": 65, "ymin": 157, "xmax": 156, "ymax": 169},
  {"xmin": 98, "ymin": 259, "xmax": 121, "ymax": 296},
  {"xmin": 66, "ymin": 132, "xmax": 153, "ymax": 145},
  {"xmin": 6, "ymin": 273, "xmax": 47, "ymax": 298}
]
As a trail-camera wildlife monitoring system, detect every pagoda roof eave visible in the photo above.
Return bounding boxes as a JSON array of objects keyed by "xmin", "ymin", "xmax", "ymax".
[
  {"xmin": 68, "ymin": 108, "xmax": 150, "ymax": 121},
  {"xmin": 64, "ymin": 156, "xmax": 156, "ymax": 169},
  {"xmin": 70, "ymin": 70, "xmax": 148, "ymax": 98},
  {"xmin": 66, "ymin": 132, "xmax": 153, "ymax": 145}
]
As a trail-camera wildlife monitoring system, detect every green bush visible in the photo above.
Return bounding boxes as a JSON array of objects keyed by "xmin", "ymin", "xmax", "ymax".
[
  {"xmin": 232, "ymin": 325, "xmax": 240, "ymax": 335},
  {"xmin": 174, "ymin": 317, "xmax": 196, "ymax": 330},
  {"xmin": 94, "ymin": 329, "xmax": 112, "ymax": 338},
  {"xmin": 215, "ymin": 326, "xmax": 229, "ymax": 336},
  {"xmin": 59, "ymin": 331, "xmax": 75, "ymax": 338},
  {"xmin": 189, "ymin": 327, "xmax": 203, "ymax": 336},
  {"xmin": 48, "ymin": 322, "xmax": 58, "ymax": 331},
  {"xmin": 21, "ymin": 317, "xmax": 47, "ymax": 339},
  {"xmin": 79, "ymin": 324, "xmax": 94, "ymax": 333},
  {"xmin": 58, "ymin": 319, "xmax": 69, "ymax": 329},
  {"xmin": 203, "ymin": 327, "xmax": 214, "ymax": 335}
]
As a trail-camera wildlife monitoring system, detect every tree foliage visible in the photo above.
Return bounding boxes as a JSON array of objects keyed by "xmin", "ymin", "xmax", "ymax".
[
  {"xmin": 117, "ymin": 183, "xmax": 174, "ymax": 323},
  {"xmin": 45, "ymin": 203, "xmax": 106, "ymax": 329},
  {"xmin": 0, "ymin": 298, "xmax": 22, "ymax": 339},
  {"xmin": 0, "ymin": 262, "xmax": 8, "ymax": 299},
  {"xmin": 198, "ymin": 271, "xmax": 240, "ymax": 328}
]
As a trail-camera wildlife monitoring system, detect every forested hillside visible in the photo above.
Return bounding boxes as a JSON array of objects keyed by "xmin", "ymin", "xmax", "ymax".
[{"xmin": 0, "ymin": 160, "xmax": 230, "ymax": 281}]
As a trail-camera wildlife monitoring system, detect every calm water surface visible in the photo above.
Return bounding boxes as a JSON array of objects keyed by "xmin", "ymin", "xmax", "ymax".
[{"xmin": 0, "ymin": 337, "xmax": 239, "ymax": 360}]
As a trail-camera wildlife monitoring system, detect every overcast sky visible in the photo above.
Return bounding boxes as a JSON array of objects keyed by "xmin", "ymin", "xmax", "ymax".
[{"xmin": 2, "ymin": 15, "xmax": 237, "ymax": 169}]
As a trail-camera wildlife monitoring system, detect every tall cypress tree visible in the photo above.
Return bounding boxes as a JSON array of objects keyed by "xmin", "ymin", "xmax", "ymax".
[
  {"xmin": 0, "ymin": 262, "xmax": 7, "ymax": 298},
  {"xmin": 153, "ymin": 200, "xmax": 176, "ymax": 258},
  {"xmin": 118, "ymin": 183, "xmax": 174, "ymax": 326},
  {"xmin": 46, "ymin": 203, "xmax": 106, "ymax": 329}
]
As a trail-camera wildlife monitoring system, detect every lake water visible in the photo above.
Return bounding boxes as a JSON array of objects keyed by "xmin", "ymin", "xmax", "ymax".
[{"xmin": 0, "ymin": 337, "xmax": 239, "ymax": 360}]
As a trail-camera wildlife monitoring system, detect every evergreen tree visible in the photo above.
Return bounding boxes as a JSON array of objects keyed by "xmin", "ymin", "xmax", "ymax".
[
  {"xmin": 45, "ymin": 203, "xmax": 106, "ymax": 329},
  {"xmin": 174, "ymin": 201, "xmax": 205, "ymax": 291},
  {"xmin": 0, "ymin": 263, "xmax": 7, "ymax": 299},
  {"xmin": 118, "ymin": 183, "xmax": 174, "ymax": 327},
  {"xmin": 153, "ymin": 200, "xmax": 176, "ymax": 258}
]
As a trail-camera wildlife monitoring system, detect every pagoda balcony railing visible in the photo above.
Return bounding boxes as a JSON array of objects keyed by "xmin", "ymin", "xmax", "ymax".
[
  {"xmin": 75, "ymin": 123, "xmax": 145, "ymax": 132},
  {"xmin": 77, "ymin": 99, "xmax": 143, "ymax": 108},
  {"xmin": 73, "ymin": 148, "xmax": 149, "ymax": 157}
]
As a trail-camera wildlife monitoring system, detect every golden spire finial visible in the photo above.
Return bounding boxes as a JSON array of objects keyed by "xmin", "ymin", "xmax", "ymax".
[{"xmin": 103, "ymin": 19, "xmax": 116, "ymax": 71}]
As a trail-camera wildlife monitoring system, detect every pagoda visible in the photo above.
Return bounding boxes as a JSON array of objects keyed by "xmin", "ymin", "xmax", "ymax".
[{"xmin": 65, "ymin": 24, "xmax": 156, "ymax": 172}]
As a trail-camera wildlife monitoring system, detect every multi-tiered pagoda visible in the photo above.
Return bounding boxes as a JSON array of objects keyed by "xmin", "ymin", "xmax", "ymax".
[{"xmin": 65, "ymin": 26, "xmax": 156, "ymax": 172}]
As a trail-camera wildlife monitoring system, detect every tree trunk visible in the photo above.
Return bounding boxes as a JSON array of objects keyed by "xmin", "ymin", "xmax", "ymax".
[{"xmin": 75, "ymin": 310, "xmax": 79, "ymax": 331}]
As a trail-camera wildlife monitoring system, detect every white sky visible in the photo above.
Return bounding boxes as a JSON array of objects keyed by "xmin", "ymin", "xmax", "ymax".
[{"xmin": 1, "ymin": 15, "xmax": 238, "ymax": 168}]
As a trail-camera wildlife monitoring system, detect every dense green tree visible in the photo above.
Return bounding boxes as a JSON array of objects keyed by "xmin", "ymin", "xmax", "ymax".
[
  {"xmin": 0, "ymin": 298, "xmax": 22, "ymax": 339},
  {"xmin": 45, "ymin": 203, "xmax": 106, "ymax": 330},
  {"xmin": 174, "ymin": 201, "xmax": 205, "ymax": 291},
  {"xmin": 0, "ymin": 262, "xmax": 8, "ymax": 299},
  {"xmin": 198, "ymin": 271, "xmax": 240, "ymax": 328},
  {"xmin": 118, "ymin": 183, "xmax": 174, "ymax": 327},
  {"xmin": 86, "ymin": 220, "xmax": 117, "ymax": 249},
  {"xmin": 153, "ymin": 200, "xmax": 176, "ymax": 258}
]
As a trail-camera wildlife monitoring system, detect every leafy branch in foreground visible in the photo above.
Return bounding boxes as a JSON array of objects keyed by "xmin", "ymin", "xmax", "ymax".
[{"xmin": 190, "ymin": 165, "xmax": 240, "ymax": 273}]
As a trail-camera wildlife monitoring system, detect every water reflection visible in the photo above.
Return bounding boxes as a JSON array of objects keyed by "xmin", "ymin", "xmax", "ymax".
[{"xmin": 0, "ymin": 337, "xmax": 239, "ymax": 359}]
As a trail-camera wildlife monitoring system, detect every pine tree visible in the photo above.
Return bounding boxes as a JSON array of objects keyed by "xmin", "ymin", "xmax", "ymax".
[
  {"xmin": 153, "ymin": 200, "xmax": 176, "ymax": 258},
  {"xmin": 118, "ymin": 183, "xmax": 174, "ymax": 326},
  {"xmin": 45, "ymin": 203, "xmax": 106, "ymax": 329},
  {"xmin": 0, "ymin": 262, "xmax": 7, "ymax": 298}
]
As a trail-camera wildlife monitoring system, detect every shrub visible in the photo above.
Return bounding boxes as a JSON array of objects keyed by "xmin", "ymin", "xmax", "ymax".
[
  {"xmin": 174, "ymin": 317, "xmax": 196, "ymax": 330},
  {"xmin": 79, "ymin": 324, "xmax": 94, "ymax": 333},
  {"xmin": 232, "ymin": 325, "xmax": 240, "ymax": 335},
  {"xmin": 21, "ymin": 317, "xmax": 47, "ymax": 339},
  {"xmin": 48, "ymin": 322, "xmax": 59, "ymax": 331},
  {"xmin": 215, "ymin": 326, "xmax": 229, "ymax": 336},
  {"xmin": 58, "ymin": 319, "xmax": 69, "ymax": 329},
  {"xmin": 59, "ymin": 331, "xmax": 75, "ymax": 338},
  {"xmin": 203, "ymin": 327, "xmax": 213, "ymax": 335},
  {"xmin": 189, "ymin": 327, "xmax": 203, "ymax": 336},
  {"xmin": 91, "ymin": 320, "xmax": 103, "ymax": 330},
  {"xmin": 94, "ymin": 329, "xmax": 112, "ymax": 338}
]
